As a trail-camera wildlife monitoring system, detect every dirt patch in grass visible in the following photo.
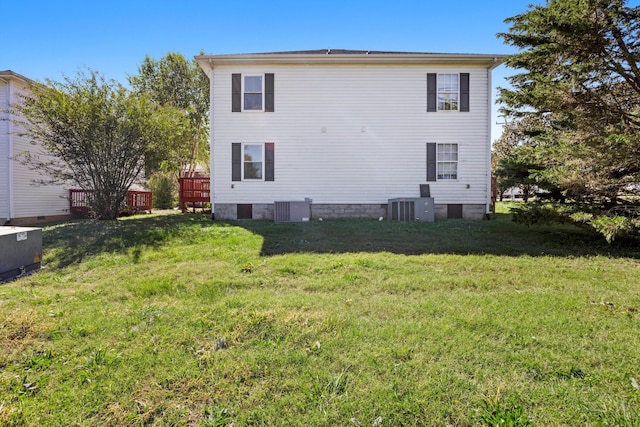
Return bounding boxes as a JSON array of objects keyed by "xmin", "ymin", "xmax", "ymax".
[{"xmin": 1, "ymin": 310, "xmax": 46, "ymax": 362}]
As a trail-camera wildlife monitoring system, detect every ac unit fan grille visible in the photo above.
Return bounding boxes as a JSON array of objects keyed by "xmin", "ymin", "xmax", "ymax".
[
  {"xmin": 274, "ymin": 201, "xmax": 291, "ymax": 222},
  {"xmin": 390, "ymin": 201, "xmax": 415, "ymax": 221}
]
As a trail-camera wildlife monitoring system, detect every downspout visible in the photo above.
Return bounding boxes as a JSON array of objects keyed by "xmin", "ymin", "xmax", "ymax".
[
  {"xmin": 8, "ymin": 78, "xmax": 14, "ymax": 221},
  {"xmin": 486, "ymin": 58, "xmax": 500, "ymax": 217},
  {"xmin": 208, "ymin": 59, "xmax": 215, "ymax": 220},
  {"xmin": 486, "ymin": 66, "xmax": 492, "ymax": 216}
]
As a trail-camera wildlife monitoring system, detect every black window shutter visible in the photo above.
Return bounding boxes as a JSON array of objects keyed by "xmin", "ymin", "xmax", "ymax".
[
  {"xmin": 265, "ymin": 142, "xmax": 275, "ymax": 181},
  {"xmin": 427, "ymin": 73, "xmax": 437, "ymax": 112},
  {"xmin": 232, "ymin": 74, "xmax": 241, "ymax": 112},
  {"xmin": 265, "ymin": 73, "xmax": 274, "ymax": 112},
  {"xmin": 232, "ymin": 143, "xmax": 241, "ymax": 181},
  {"xmin": 426, "ymin": 143, "xmax": 437, "ymax": 181},
  {"xmin": 460, "ymin": 73, "xmax": 470, "ymax": 112}
]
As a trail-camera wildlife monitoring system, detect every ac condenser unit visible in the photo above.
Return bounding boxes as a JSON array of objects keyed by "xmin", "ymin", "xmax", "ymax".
[
  {"xmin": 388, "ymin": 198, "xmax": 435, "ymax": 222},
  {"xmin": 274, "ymin": 201, "xmax": 311, "ymax": 223},
  {"xmin": 0, "ymin": 227, "xmax": 42, "ymax": 281}
]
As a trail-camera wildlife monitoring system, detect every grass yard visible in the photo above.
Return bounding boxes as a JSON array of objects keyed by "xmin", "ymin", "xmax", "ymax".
[{"xmin": 1, "ymin": 203, "xmax": 639, "ymax": 426}]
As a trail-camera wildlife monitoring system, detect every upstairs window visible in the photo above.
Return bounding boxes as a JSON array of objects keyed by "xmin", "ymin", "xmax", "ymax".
[
  {"xmin": 232, "ymin": 73, "xmax": 274, "ymax": 112},
  {"xmin": 243, "ymin": 75, "xmax": 263, "ymax": 111},
  {"xmin": 437, "ymin": 74, "xmax": 459, "ymax": 111},
  {"xmin": 427, "ymin": 73, "xmax": 469, "ymax": 112}
]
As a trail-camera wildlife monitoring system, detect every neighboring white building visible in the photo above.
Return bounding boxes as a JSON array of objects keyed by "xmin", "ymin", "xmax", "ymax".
[
  {"xmin": 0, "ymin": 70, "xmax": 70, "ymax": 225},
  {"xmin": 196, "ymin": 49, "xmax": 504, "ymax": 220}
]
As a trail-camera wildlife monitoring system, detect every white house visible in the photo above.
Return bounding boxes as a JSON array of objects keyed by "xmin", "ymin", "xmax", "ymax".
[
  {"xmin": 0, "ymin": 70, "xmax": 70, "ymax": 225},
  {"xmin": 195, "ymin": 49, "xmax": 504, "ymax": 221}
]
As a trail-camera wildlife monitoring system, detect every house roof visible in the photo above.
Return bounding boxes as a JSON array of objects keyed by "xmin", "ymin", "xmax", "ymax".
[
  {"xmin": 0, "ymin": 70, "xmax": 32, "ymax": 84},
  {"xmin": 244, "ymin": 49, "xmax": 442, "ymax": 55},
  {"xmin": 195, "ymin": 49, "xmax": 506, "ymax": 72}
]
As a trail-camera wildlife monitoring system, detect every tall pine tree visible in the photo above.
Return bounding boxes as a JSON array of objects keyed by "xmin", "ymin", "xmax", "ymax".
[{"xmin": 498, "ymin": 0, "xmax": 640, "ymax": 206}]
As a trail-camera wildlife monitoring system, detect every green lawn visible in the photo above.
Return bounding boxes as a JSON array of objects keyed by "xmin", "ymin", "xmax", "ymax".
[{"xmin": 1, "ymin": 204, "xmax": 639, "ymax": 426}]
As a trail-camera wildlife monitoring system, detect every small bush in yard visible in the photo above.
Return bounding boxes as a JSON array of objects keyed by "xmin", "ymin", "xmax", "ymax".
[
  {"xmin": 510, "ymin": 203, "xmax": 566, "ymax": 227},
  {"xmin": 589, "ymin": 215, "xmax": 636, "ymax": 244},
  {"xmin": 510, "ymin": 202, "xmax": 640, "ymax": 244},
  {"xmin": 148, "ymin": 172, "xmax": 177, "ymax": 209}
]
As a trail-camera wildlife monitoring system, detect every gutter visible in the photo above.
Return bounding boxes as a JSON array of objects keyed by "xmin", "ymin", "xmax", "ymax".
[
  {"xmin": 488, "ymin": 56, "xmax": 503, "ymax": 70},
  {"xmin": 196, "ymin": 52, "xmax": 507, "ymax": 69}
]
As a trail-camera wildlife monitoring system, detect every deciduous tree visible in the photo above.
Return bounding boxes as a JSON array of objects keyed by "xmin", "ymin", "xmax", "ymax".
[
  {"xmin": 129, "ymin": 52, "xmax": 209, "ymax": 177},
  {"xmin": 14, "ymin": 70, "xmax": 166, "ymax": 219}
]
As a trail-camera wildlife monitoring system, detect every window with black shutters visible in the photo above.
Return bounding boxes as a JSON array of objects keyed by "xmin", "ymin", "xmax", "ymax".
[
  {"xmin": 232, "ymin": 143, "xmax": 275, "ymax": 181},
  {"xmin": 427, "ymin": 73, "xmax": 469, "ymax": 112},
  {"xmin": 426, "ymin": 142, "xmax": 458, "ymax": 181},
  {"xmin": 231, "ymin": 73, "xmax": 274, "ymax": 112}
]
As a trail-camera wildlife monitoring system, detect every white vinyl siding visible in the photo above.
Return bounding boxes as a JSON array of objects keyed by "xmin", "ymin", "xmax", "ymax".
[
  {"xmin": 210, "ymin": 63, "xmax": 491, "ymax": 206},
  {"xmin": 1, "ymin": 74, "xmax": 70, "ymax": 220},
  {"xmin": 0, "ymin": 80, "xmax": 10, "ymax": 219}
]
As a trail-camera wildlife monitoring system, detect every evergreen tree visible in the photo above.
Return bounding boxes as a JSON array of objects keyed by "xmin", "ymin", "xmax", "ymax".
[{"xmin": 498, "ymin": 0, "xmax": 640, "ymax": 206}]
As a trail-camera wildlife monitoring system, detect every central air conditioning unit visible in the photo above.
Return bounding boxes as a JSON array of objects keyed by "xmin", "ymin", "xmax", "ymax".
[
  {"xmin": 388, "ymin": 197, "xmax": 435, "ymax": 222},
  {"xmin": 1, "ymin": 227, "xmax": 43, "ymax": 281},
  {"xmin": 274, "ymin": 200, "xmax": 311, "ymax": 223}
]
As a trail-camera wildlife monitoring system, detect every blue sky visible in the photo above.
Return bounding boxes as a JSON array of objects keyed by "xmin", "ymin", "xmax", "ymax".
[{"xmin": 3, "ymin": 0, "xmax": 544, "ymax": 140}]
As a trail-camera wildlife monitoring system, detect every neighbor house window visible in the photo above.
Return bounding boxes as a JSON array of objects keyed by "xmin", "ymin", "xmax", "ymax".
[
  {"xmin": 243, "ymin": 75, "xmax": 263, "ymax": 111},
  {"xmin": 243, "ymin": 144, "xmax": 263, "ymax": 179},
  {"xmin": 437, "ymin": 143, "xmax": 458, "ymax": 179}
]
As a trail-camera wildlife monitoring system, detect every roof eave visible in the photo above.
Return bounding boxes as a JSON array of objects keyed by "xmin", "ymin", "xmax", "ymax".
[
  {"xmin": 196, "ymin": 53, "xmax": 506, "ymax": 72},
  {"xmin": 0, "ymin": 70, "xmax": 33, "ymax": 84}
]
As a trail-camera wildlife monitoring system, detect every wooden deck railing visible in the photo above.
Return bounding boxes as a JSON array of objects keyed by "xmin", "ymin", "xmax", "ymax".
[
  {"xmin": 69, "ymin": 189, "xmax": 90, "ymax": 214},
  {"xmin": 179, "ymin": 177, "xmax": 210, "ymax": 213},
  {"xmin": 69, "ymin": 189, "xmax": 153, "ymax": 215},
  {"xmin": 126, "ymin": 191, "xmax": 153, "ymax": 213}
]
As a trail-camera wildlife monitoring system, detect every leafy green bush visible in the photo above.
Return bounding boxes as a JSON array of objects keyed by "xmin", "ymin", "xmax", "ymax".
[
  {"xmin": 147, "ymin": 172, "xmax": 177, "ymax": 209},
  {"xmin": 570, "ymin": 211, "xmax": 594, "ymax": 223},
  {"xmin": 510, "ymin": 203, "xmax": 566, "ymax": 227},
  {"xmin": 589, "ymin": 215, "xmax": 635, "ymax": 244},
  {"xmin": 509, "ymin": 203, "xmax": 640, "ymax": 244}
]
